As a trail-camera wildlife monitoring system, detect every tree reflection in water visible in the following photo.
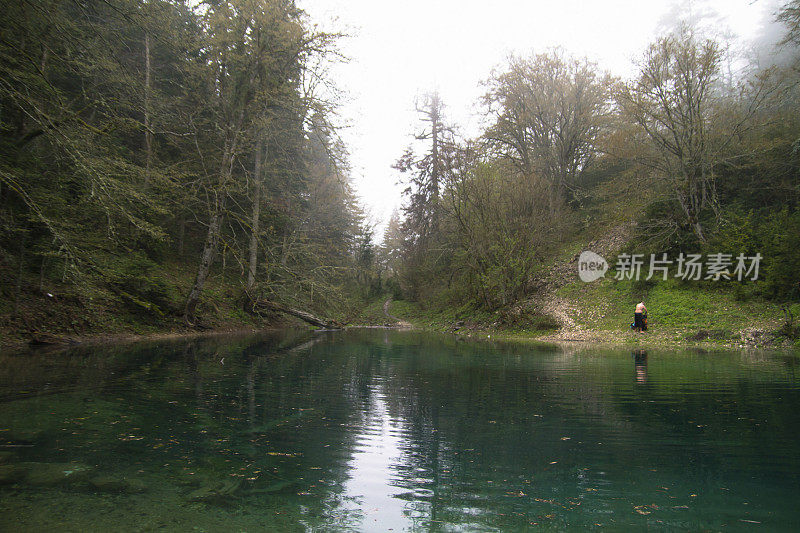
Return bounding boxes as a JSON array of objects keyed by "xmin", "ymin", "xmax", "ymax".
[{"xmin": 0, "ymin": 330, "xmax": 799, "ymax": 531}]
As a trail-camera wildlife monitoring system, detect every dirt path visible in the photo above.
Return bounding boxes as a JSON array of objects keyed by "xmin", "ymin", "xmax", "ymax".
[
  {"xmin": 383, "ymin": 299, "xmax": 412, "ymax": 328},
  {"xmin": 528, "ymin": 222, "xmax": 635, "ymax": 338},
  {"xmin": 524, "ymin": 222, "xmax": 783, "ymax": 347}
]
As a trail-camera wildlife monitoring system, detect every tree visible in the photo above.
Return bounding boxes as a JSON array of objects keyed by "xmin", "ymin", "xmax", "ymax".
[
  {"xmin": 779, "ymin": 0, "xmax": 800, "ymax": 49},
  {"xmin": 244, "ymin": 24, "xmax": 344, "ymax": 299},
  {"xmin": 394, "ymin": 92, "xmax": 454, "ymax": 244},
  {"xmin": 0, "ymin": 0, "xmax": 365, "ymax": 333},
  {"xmin": 616, "ymin": 27, "xmax": 724, "ymax": 243},
  {"xmin": 184, "ymin": 0, "xmax": 307, "ymax": 323},
  {"xmin": 0, "ymin": 0, "xmax": 184, "ymax": 291},
  {"xmin": 392, "ymin": 92, "xmax": 459, "ymax": 299},
  {"xmin": 440, "ymin": 156, "xmax": 552, "ymax": 308},
  {"xmin": 381, "ymin": 210, "xmax": 405, "ymax": 276},
  {"xmin": 482, "ymin": 50, "xmax": 612, "ymax": 215}
]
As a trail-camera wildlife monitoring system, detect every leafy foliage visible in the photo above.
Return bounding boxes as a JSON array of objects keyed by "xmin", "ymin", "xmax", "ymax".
[
  {"xmin": 0, "ymin": 0, "xmax": 372, "ymax": 332},
  {"xmin": 389, "ymin": 15, "xmax": 800, "ymax": 321}
]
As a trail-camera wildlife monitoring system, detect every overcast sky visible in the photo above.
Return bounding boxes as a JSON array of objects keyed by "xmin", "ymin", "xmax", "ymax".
[{"xmin": 296, "ymin": 0, "xmax": 784, "ymax": 237}]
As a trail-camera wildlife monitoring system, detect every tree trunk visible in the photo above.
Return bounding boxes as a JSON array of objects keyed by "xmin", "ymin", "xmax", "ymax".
[
  {"xmin": 246, "ymin": 139, "xmax": 264, "ymax": 294},
  {"xmin": 677, "ymin": 191, "xmax": 707, "ymax": 243},
  {"xmin": 691, "ymin": 220, "xmax": 706, "ymax": 243},
  {"xmin": 280, "ymin": 230, "xmax": 290, "ymax": 267},
  {"xmin": 39, "ymin": 255, "xmax": 46, "ymax": 292},
  {"xmin": 143, "ymin": 31, "xmax": 153, "ymax": 187},
  {"xmin": 178, "ymin": 215, "xmax": 186, "ymax": 256},
  {"xmin": 184, "ymin": 191, "xmax": 226, "ymax": 323},
  {"xmin": 252, "ymin": 300, "xmax": 341, "ymax": 329},
  {"xmin": 184, "ymin": 109, "xmax": 245, "ymax": 323},
  {"xmin": 13, "ymin": 226, "xmax": 27, "ymax": 315},
  {"xmin": 431, "ymin": 108, "xmax": 439, "ymax": 200}
]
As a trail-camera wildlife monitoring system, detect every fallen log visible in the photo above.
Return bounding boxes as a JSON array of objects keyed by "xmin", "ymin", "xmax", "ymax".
[{"xmin": 253, "ymin": 300, "xmax": 341, "ymax": 329}]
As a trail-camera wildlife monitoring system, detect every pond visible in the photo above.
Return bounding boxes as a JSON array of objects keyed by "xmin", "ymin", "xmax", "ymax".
[{"xmin": 1, "ymin": 329, "xmax": 799, "ymax": 531}]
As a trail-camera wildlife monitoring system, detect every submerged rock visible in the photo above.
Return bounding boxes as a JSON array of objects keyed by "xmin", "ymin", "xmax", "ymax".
[
  {"xmin": 21, "ymin": 462, "xmax": 93, "ymax": 486},
  {"xmin": 0, "ymin": 451, "xmax": 15, "ymax": 464},
  {"xmin": 187, "ymin": 477, "xmax": 242, "ymax": 506},
  {"xmin": 89, "ymin": 475, "xmax": 126, "ymax": 492},
  {"xmin": 0, "ymin": 464, "xmax": 26, "ymax": 484},
  {"xmin": 249, "ymin": 479, "xmax": 297, "ymax": 494},
  {"xmin": 3, "ymin": 428, "xmax": 44, "ymax": 444},
  {"xmin": 89, "ymin": 475, "xmax": 147, "ymax": 494},
  {"xmin": 126, "ymin": 478, "xmax": 148, "ymax": 494}
]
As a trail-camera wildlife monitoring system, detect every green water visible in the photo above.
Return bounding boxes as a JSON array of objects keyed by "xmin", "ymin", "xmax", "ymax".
[{"xmin": 0, "ymin": 330, "xmax": 799, "ymax": 531}]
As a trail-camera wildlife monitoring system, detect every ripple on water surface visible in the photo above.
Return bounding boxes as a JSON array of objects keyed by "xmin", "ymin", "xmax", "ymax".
[{"xmin": 0, "ymin": 330, "xmax": 799, "ymax": 531}]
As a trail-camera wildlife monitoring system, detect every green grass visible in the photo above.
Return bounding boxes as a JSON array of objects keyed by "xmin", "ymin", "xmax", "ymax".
[
  {"xmin": 385, "ymin": 299, "xmax": 488, "ymax": 329},
  {"xmin": 348, "ymin": 297, "xmax": 390, "ymax": 326},
  {"xmin": 556, "ymin": 275, "xmax": 785, "ymax": 343},
  {"xmin": 381, "ymin": 298, "xmax": 561, "ymax": 338}
]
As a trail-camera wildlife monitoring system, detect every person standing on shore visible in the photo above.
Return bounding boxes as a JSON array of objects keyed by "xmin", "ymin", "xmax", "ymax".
[{"xmin": 634, "ymin": 301, "xmax": 647, "ymax": 333}]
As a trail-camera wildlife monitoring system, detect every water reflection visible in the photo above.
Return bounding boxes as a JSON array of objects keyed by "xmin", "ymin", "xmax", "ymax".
[
  {"xmin": 0, "ymin": 331, "xmax": 798, "ymax": 531},
  {"xmin": 335, "ymin": 378, "xmax": 409, "ymax": 530},
  {"xmin": 633, "ymin": 349, "xmax": 647, "ymax": 384}
]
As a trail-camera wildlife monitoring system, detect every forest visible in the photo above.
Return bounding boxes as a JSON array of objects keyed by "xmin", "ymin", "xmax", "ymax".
[
  {"xmin": 1, "ymin": 0, "xmax": 799, "ymax": 342},
  {"xmin": 0, "ymin": 0, "xmax": 374, "ymax": 338},
  {"xmin": 384, "ymin": 2, "xmax": 800, "ymax": 324}
]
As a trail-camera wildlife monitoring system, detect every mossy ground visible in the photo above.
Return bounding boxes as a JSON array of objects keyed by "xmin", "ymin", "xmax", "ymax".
[
  {"xmin": 347, "ymin": 298, "xmax": 390, "ymax": 326},
  {"xmin": 4, "ymin": 241, "xmax": 798, "ymax": 352},
  {"xmin": 378, "ymin": 279, "xmax": 798, "ymax": 350},
  {"xmin": 557, "ymin": 277, "xmax": 784, "ymax": 332},
  {"xmin": 0, "ymin": 263, "xmax": 297, "ymax": 350}
]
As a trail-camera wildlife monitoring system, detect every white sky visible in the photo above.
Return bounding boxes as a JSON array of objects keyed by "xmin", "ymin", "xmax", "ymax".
[{"xmin": 296, "ymin": 0, "xmax": 782, "ymax": 237}]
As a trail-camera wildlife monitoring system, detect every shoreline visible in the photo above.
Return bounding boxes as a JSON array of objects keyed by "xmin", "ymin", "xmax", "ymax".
[
  {"xmin": 404, "ymin": 323, "xmax": 797, "ymax": 351},
  {"xmin": 377, "ymin": 298, "xmax": 797, "ymax": 351},
  {"xmin": 2, "ymin": 319, "xmax": 795, "ymax": 354},
  {"xmin": 0, "ymin": 325, "xmax": 289, "ymax": 353}
]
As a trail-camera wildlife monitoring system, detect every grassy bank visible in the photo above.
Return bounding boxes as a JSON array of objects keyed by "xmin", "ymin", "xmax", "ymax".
[
  {"xmin": 558, "ymin": 278, "xmax": 785, "ymax": 333},
  {"xmin": 0, "ymin": 260, "xmax": 360, "ymax": 350},
  {"xmin": 0, "ymin": 288, "xmax": 276, "ymax": 351},
  {"xmin": 376, "ymin": 279, "xmax": 800, "ymax": 350},
  {"xmin": 5, "ymin": 268, "xmax": 797, "ymax": 352},
  {"xmin": 548, "ymin": 276, "xmax": 798, "ymax": 348}
]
